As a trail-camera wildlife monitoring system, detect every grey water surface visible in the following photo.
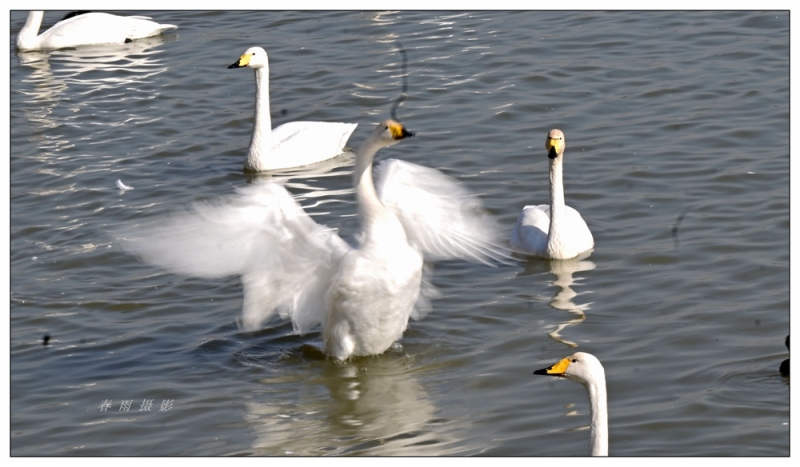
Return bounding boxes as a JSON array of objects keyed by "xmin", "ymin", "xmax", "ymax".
[{"xmin": 9, "ymin": 10, "xmax": 789, "ymax": 456}]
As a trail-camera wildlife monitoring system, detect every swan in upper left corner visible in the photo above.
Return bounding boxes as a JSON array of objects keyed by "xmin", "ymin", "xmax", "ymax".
[
  {"xmin": 228, "ymin": 46, "xmax": 358, "ymax": 172},
  {"xmin": 16, "ymin": 11, "xmax": 177, "ymax": 52}
]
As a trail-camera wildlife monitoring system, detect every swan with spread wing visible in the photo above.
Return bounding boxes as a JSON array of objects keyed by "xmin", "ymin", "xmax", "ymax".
[{"xmin": 123, "ymin": 119, "xmax": 505, "ymax": 360}]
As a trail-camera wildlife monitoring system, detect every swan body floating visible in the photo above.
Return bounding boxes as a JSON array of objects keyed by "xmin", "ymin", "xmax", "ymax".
[
  {"xmin": 124, "ymin": 119, "xmax": 504, "ymax": 360},
  {"xmin": 510, "ymin": 129, "xmax": 593, "ymax": 259},
  {"xmin": 16, "ymin": 11, "xmax": 177, "ymax": 51},
  {"xmin": 228, "ymin": 47, "xmax": 358, "ymax": 172},
  {"xmin": 534, "ymin": 351, "xmax": 608, "ymax": 456}
]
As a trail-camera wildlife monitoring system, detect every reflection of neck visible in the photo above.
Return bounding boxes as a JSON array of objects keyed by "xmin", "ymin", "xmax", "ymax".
[
  {"xmin": 247, "ymin": 66, "xmax": 272, "ymax": 169},
  {"xmin": 17, "ymin": 11, "xmax": 45, "ymax": 50},
  {"xmin": 550, "ymin": 269, "xmax": 578, "ymax": 311},
  {"xmin": 587, "ymin": 375, "xmax": 609, "ymax": 456}
]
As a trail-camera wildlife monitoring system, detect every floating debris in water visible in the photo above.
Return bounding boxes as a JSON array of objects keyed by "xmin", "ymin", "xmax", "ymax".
[{"xmin": 116, "ymin": 179, "xmax": 134, "ymax": 191}]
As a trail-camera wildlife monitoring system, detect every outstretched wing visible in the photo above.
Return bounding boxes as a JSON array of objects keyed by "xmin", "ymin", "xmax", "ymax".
[
  {"xmin": 374, "ymin": 158, "xmax": 509, "ymax": 266},
  {"xmin": 120, "ymin": 182, "xmax": 350, "ymax": 333}
]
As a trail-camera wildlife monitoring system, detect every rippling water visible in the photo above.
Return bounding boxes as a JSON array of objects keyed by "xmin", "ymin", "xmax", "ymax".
[{"xmin": 9, "ymin": 10, "xmax": 789, "ymax": 456}]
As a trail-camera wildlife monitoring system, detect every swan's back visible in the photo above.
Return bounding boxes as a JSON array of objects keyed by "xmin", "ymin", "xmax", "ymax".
[{"xmin": 265, "ymin": 121, "xmax": 358, "ymax": 170}]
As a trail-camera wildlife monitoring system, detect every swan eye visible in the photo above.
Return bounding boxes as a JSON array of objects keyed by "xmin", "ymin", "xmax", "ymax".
[{"xmin": 572, "ymin": 359, "xmax": 578, "ymax": 363}]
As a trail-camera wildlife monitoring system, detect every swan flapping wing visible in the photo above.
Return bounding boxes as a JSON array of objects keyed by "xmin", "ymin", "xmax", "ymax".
[
  {"xmin": 121, "ymin": 182, "xmax": 349, "ymax": 333},
  {"xmin": 374, "ymin": 159, "xmax": 508, "ymax": 265}
]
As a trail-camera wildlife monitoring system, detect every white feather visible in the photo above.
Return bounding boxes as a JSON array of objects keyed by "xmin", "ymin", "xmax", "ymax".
[
  {"xmin": 123, "ymin": 120, "xmax": 505, "ymax": 360},
  {"xmin": 229, "ymin": 46, "xmax": 357, "ymax": 172},
  {"xmin": 16, "ymin": 11, "xmax": 177, "ymax": 51},
  {"xmin": 116, "ymin": 179, "xmax": 133, "ymax": 191}
]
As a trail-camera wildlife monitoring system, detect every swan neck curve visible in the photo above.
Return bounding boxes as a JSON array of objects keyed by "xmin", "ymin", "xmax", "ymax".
[
  {"xmin": 353, "ymin": 137, "xmax": 391, "ymax": 239},
  {"xmin": 246, "ymin": 66, "xmax": 272, "ymax": 170},
  {"xmin": 17, "ymin": 11, "xmax": 44, "ymax": 50},
  {"xmin": 586, "ymin": 373, "xmax": 609, "ymax": 456}
]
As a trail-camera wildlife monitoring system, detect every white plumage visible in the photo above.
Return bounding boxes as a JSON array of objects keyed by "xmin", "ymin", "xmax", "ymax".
[
  {"xmin": 123, "ymin": 119, "xmax": 505, "ymax": 360},
  {"xmin": 510, "ymin": 129, "xmax": 593, "ymax": 259},
  {"xmin": 534, "ymin": 351, "xmax": 609, "ymax": 456},
  {"xmin": 228, "ymin": 46, "xmax": 357, "ymax": 172},
  {"xmin": 16, "ymin": 11, "xmax": 177, "ymax": 51}
]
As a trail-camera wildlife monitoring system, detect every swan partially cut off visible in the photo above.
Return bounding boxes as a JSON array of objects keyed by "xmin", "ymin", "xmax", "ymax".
[
  {"xmin": 534, "ymin": 351, "xmax": 608, "ymax": 456},
  {"xmin": 16, "ymin": 11, "xmax": 177, "ymax": 51},
  {"xmin": 123, "ymin": 119, "xmax": 506, "ymax": 360},
  {"xmin": 228, "ymin": 46, "xmax": 357, "ymax": 172},
  {"xmin": 510, "ymin": 129, "xmax": 593, "ymax": 259}
]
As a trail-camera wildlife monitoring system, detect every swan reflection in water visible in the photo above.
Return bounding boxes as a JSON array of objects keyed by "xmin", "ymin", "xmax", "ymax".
[
  {"xmin": 14, "ymin": 37, "xmax": 173, "ymax": 165},
  {"xmin": 546, "ymin": 256, "xmax": 595, "ymax": 347},
  {"xmin": 245, "ymin": 353, "xmax": 460, "ymax": 455},
  {"xmin": 519, "ymin": 253, "xmax": 595, "ymax": 348}
]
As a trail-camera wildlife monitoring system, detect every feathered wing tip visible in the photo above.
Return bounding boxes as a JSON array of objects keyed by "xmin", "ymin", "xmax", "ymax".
[
  {"xmin": 410, "ymin": 263, "xmax": 440, "ymax": 321},
  {"xmin": 374, "ymin": 158, "xmax": 513, "ymax": 266},
  {"xmin": 120, "ymin": 182, "xmax": 349, "ymax": 333}
]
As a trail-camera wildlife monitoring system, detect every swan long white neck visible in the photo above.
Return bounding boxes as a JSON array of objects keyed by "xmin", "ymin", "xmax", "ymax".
[
  {"xmin": 586, "ymin": 371, "xmax": 609, "ymax": 456},
  {"xmin": 547, "ymin": 155, "xmax": 567, "ymax": 253},
  {"xmin": 246, "ymin": 65, "xmax": 273, "ymax": 170},
  {"xmin": 16, "ymin": 11, "xmax": 45, "ymax": 50},
  {"xmin": 353, "ymin": 139, "xmax": 392, "ymax": 242}
]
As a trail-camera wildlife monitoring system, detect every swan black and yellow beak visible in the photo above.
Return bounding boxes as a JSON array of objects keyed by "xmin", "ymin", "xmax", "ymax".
[
  {"xmin": 533, "ymin": 357, "xmax": 571, "ymax": 377},
  {"xmin": 388, "ymin": 121, "xmax": 415, "ymax": 140},
  {"xmin": 228, "ymin": 52, "xmax": 251, "ymax": 69},
  {"xmin": 546, "ymin": 136, "xmax": 562, "ymax": 160}
]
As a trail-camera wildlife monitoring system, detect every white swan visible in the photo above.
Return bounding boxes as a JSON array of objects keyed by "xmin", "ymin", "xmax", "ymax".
[
  {"xmin": 16, "ymin": 11, "xmax": 177, "ymax": 51},
  {"xmin": 123, "ymin": 119, "xmax": 505, "ymax": 360},
  {"xmin": 227, "ymin": 46, "xmax": 358, "ymax": 172},
  {"xmin": 510, "ymin": 129, "xmax": 594, "ymax": 259},
  {"xmin": 534, "ymin": 351, "xmax": 608, "ymax": 456}
]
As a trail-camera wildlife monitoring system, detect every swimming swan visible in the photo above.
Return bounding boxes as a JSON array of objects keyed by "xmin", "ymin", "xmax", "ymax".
[
  {"xmin": 228, "ymin": 46, "xmax": 358, "ymax": 172},
  {"xmin": 123, "ymin": 119, "xmax": 505, "ymax": 360},
  {"xmin": 510, "ymin": 129, "xmax": 593, "ymax": 259},
  {"xmin": 16, "ymin": 11, "xmax": 177, "ymax": 51},
  {"xmin": 534, "ymin": 351, "xmax": 608, "ymax": 456}
]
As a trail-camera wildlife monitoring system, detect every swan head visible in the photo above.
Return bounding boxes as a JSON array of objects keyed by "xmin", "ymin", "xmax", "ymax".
[
  {"xmin": 545, "ymin": 129, "xmax": 565, "ymax": 160},
  {"xmin": 369, "ymin": 119, "xmax": 415, "ymax": 148},
  {"xmin": 533, "ymin": 351, "xmax": 605, "ymax": 387},
  {"xmin": 228, "ymin": 46, "xmax": 268, "ymax": 70}
]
